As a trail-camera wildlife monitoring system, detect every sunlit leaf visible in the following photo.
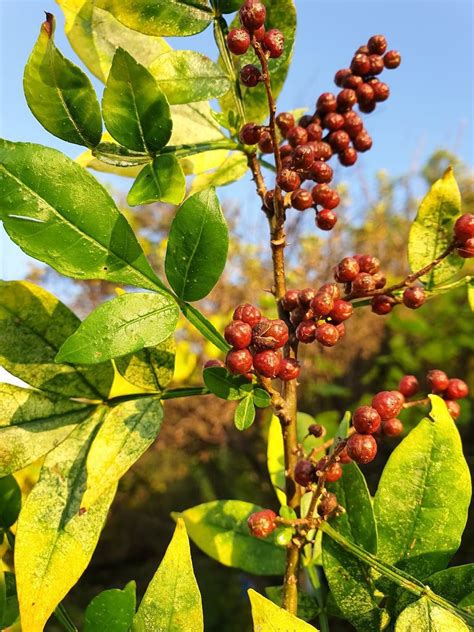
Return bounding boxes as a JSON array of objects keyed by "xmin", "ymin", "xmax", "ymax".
[
  {"xmin": 248, "ymin": 589, "xmax": 318, "ymax": 631},
  {"xmin": 115, "ymin": 335, "xmax": 175, "ymax": 392},
  {"xmin": 127, "ymin": 155, "xmax": 186, "ymax": 206},
  {"xmin": 395, "ymin": 597, "xmax": 468, "ymax": 631}
]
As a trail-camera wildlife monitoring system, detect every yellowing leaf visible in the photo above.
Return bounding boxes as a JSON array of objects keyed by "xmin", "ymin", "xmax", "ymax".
[
  {"xmin": 190, "ymin": 152, "xmax": 248, "ymax": 194},
  {"xmin": 395, "ymin": 597, "xmax": 468, "ymax": 631},
  {"xmin": 248, "ymin": 589, "xmax": 319, "ymax": 631}
]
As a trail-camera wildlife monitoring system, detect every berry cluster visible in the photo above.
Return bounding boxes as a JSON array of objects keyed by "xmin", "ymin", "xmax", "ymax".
[
  {"xmin": 454, "ymin": 213, "xmax": 474, "ymax": 258},
  {"xmin": 422, "ymin": 370, "xmax": 468, "ymax": 419},
  {"xmin": 238, "ymin": 32, "xmax": 401, "ymax": 231},
  {"xmin": 224, "ymin": 304, "xmax": 300, "ymax": 380},
  {"xmin": 282, "ymin": 284, "xmax": 353, "ymax": 347}
]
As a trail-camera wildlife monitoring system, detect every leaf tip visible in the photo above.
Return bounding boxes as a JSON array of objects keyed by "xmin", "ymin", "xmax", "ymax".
[
  {"xmin": 442, "ymin": 165, "xmax": 454, "ymax": 180},
  {"xmin": 170, "ymin": 511, "xmax": 182, "ymax": 523},
  {"xmin": 42, "ymin": 12, "xmax": 55, "ymax": 38}
]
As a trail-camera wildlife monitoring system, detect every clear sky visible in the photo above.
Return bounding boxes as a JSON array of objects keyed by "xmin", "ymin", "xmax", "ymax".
[{"xmin": 0, "ymin": 0, "xmax": 473, "ymax": 281}]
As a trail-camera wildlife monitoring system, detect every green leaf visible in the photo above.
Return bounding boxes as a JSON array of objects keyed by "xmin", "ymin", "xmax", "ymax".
[
  {"xmin": 102, "ymin": 48, "xmax": 172, "ymax": 153},
  {"xmin": 165, "ymin": 188, "xmax": 229, "ymax": 301},
  {"xmin": 81, "ymin": 397, "xmax": 163, "ymax": 508},
  {"xmin": 265, "ymin": 586, "xmax": 320, "ymax": 622},
  {"xmin": 234, "ymin": 395, "xmax": 256, "ymax": 431},
  {"xmin": 374, "ymin": 395, "xmax": 471, "ymax": 580},
  {"xmin": 0, "ymin": 140, "xmax": 165, "ymax": 291},
  {"xmin": 175, "ymin": 500, "xmax": 285, "ymax": 575},
  {"xmin": 248, "ymin": 589, "xmax": 319, "ymax": 631},
  {"xmin": 215, "ymin": 0, "xmax": 241, "ymax": 12},
  {"xmin": 179, "ymin": 302, "xmax": 230, "ymax": 352},
  {"xmin": 115, "ymin": 335, "xmax": 175, "ymax": 392},
  {"xmin": 0, "ymin": 476, "xmax": 21, "ymax": 529},
  {"xmin": 252, "ymin": 388, "xmax": 271, "ymax": 408},
  {"xmin": 127, "ymin": 155, "xmax": 185, "ymax": 206},
  {"xmin": 220, "ymin": 0, "xmax": 297, "ymax": 123},
  {"xmin": 15, "ymin": 412, "xmax": 117, "ymax": 632},
  {"xmin": 395, "ymin": 597, "xmax": 469, "ymax": 631},
  {"xmin": 203, "ymin": 366, "xmax": 249, "ymax": 401},
  {"xmin": 322, "ymin": 462, "xmax": 382, "ymax": 631},
  {"xmin": 0, "ymin": 384, "xmax": 94, "ymax": 476},
  {"xmin": 0, "ymin": 280, "xmax": 114, "ymax": 399},
  {"xmin": 149, "ymin": 50, "xmax": 230, "ymax": 104},
  {"xmin": 84, "ymin": 582, "xmax": 136, "ymax": 632},
  {"xmin": 57, "ymin": 0, "xmax": 171, "ymax": 83},
  {"xmin": 190, "ymin": 152, "xmax": 248, "ymax": 194},
  {"xmin": 97, "ymin": 0, "xmax": 213, "ymax": 37},
  {"xmin": 408, "ymin": 167, "xmax": 463, "ymax": 288},
  {"xmin": 132, "ymin": 519, "xmax": 203, "ymax": 632},
  {"xmin": 56, "ymin": 292, "xmax": 179, "ymax": 364},
  {"xmin": 24, "ymin": 13, "xmax": 101, "ymax": 147},
  {"xmin": 0, "ymin": 571, "xmax": 19, "ymax": 629}
]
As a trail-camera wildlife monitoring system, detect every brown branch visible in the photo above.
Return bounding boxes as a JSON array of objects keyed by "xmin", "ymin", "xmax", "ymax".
[
  {"xmin": 309, "ymin": 426, "xmax": 356, "ymax": 460},
  {"xmin": 403, "ymin": 397, "xmax": 430, "ymax": 409}
]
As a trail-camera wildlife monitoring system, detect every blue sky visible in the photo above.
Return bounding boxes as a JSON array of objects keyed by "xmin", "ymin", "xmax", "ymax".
[{"xmin": 0, "ymin": 0, "xmax": 473, "ymax": 281}]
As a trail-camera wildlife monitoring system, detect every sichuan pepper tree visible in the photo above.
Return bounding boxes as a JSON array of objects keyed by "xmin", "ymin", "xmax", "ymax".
[{"xmin": 0, "ymin": 1, "xmax": 473, "ymax": 630}]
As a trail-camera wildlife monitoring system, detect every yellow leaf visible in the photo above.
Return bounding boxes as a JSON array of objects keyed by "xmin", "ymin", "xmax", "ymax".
[{"xmin": 248, "ymin": 589, "xmax": 319, "ymax": 631}]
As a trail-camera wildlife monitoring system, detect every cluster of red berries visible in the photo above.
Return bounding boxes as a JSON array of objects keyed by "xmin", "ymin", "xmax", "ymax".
[
  {"xmin": 415, "ymin": 370, "xmax": 469, "ymax": 419},
  {"xmin": 224, "ymin": 303, "xmax": 300, "ymax": 380},
  {"xmin": 239, "ymin": 33, "xmax": 401, "ymax": 231},
  {"xmin": 281, "ymin": 284, "xmax": 353, "ymax": 347},
  {"xmin": 454, "ymin": 213, "xmax": 474, "ymax": 258},
  {"xmin": 227, "ymin": 1, "xmax": 284, "ymax": 81}
]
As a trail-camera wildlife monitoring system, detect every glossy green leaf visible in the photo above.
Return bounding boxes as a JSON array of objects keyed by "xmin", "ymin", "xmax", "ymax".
[
  {"xmin": 132, "ymin": 519, "xmax": 203, "ymax": 632},
  {"xmin": 0, "ymin": 571, "xmax": 19, "ymax": 629},
  {"xmin": 97, "ymin": 0, "xmax": 213, "ymax": 37},
  {"xmin": 0, "ymin": 280, "xmax": 114, "ymax": 399},
  {"xmin": 0, "ymin": 384, "xmax": 94, "ymax": 476},
  {"xmin": 234, "ymin": 395, "xmax": 255, "ymax": 431},
  {"xmin": 0, "ymin": 140, "xmax": 164, "ymax": 291},
  {"xmin": 15, "ymin": 412, "xmax": 117, "ymax": 632},
  {"xmin": 82, "ymin": 397, "xmax": 163, "ymax": 508},
  {"xmin": 248, "ymin": 589, "xmax": 318, "ymax": 631},
  {"xmin": 165, "ymin": 188, "xmax": 229, "ymax": 301},
  {"xmin": 127, "ymin": 155, "xmax": 185, "ymax": 206},
  {"xmin": 190, "ymin": 152, "xmax": 248, "ymax": 194},
  {"xmin": 84, "ymin": 581, "xmax": 136, "ymax": 632},
  {"xmin": 322, "ymin": 462, "xmax": 382, "ymax": 631},
  {"xmin": 180, "ymin": 303, "xmax": 230, "ymax": 352},
  {"xmin": 57, "ymin": 0, "xmax": 171, "ymax": 82},
  {"xmin": 149, "ymin": 50, "xmax": 230, "ymax": 104},
  {"xmin": 103, "ymin": 48, "xmax": 172, "ymax": 153},
  {"xmin": 374, "ymin": 395, "xmax": 471, "ymax": 580},
  {"xmin": 221, "ymin": 0, "xmax": 297, "ymax": 123},
  {"xmin": 175, "ymin": 500, "xmax": 285, "ymax": 575},
  {"xmin": 252, "ymin": 388, "xmax": 271, "ymax": 408},
  {"xmin": 0, "ymin": 476, "xmax": 21, "ymax": 529},
  {"xmin": 24, "ymin": 13, "xmax": 101, "ymax": 147},
  {"xmin": 203, "ymin": 367, "xmax": 249, "ymax": 401},
  {"xmin": 408, "ymin": 168, "xmax": 463, "ymax": 288},
  {"xmin": 56, "ymin": 292, "xmax": 179, "ymax": 364},
  {"xmin": 115, "ymin": 336, "xmax": 175, "ymax": 392},
  {"xmin": 395, "ymin": 597, "xmax": 469, "ymax": 631}
]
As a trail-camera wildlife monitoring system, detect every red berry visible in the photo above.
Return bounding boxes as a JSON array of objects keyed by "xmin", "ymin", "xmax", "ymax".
[
  {"xmin": 233, "ymin": 303, "xmax": 261, "ymax": 327},
  {"xmin": 352, "ymin": 272, "xmax": 376, "ymax": 294},
  {"xmin": 317, "ymin": 92, "xmax": 337, "ymax": 114},
  {"xmin": 445, "ymin": 400, "xmax": 461, "ymax": 420},
  {"xmin": 371, "ymin": 80, "xmax": 390, "ymax": 102},
  {"xmin": 335, "ymin": 256, "xmax": 360, "ymax": 282},
  {"xmin": 353, "ymin": 131, "xmax": 373, "ymax": 152},
  {"xmin": 287, "ymin": 126, "xmax": 308, "ymax": 147},
  {"xmin": 328, "ymin": 130, "xmax": 351, "ymax": 152},
  {"xmin": 359, "ymin": 101, "xmax": 376, "ymax": 114},
  {"xmin": 310, "ymin": 161, "xmax": 333, "ymax": 184},
  {"xmin": 372, "ymin": 272, "xmax": 387, "ymax": 289},
  {"xmin": 227, "ymin": 28, "xmax": 251, "ymax": 55},
  {"xmin": 334, "ymin": 68, "xmax": 352, "ymax": 87},
  {"xmin": 248, "ymin": 509, "xmax": 277, "ymax": 538},
  {"xmin": 338, "ymin": 147, "xmax": 358, "ymax": 166},
  {"xmin": 267, "ymin": 319, "xmax": 290, "ymax": 348},
  {"xmin": 445, "ymin": 378, "xmax": 469, "ymax": 400},
  {"xmin": 337, "ymin": 89, "xmax": 357, "ymax": 111},
  {"xmin": 203, "ymin": 359, "xmax": 224, "ymax": 369},
  {"xmin": 239, "ymin": 0, "xmax": 266, "ymax": 31},
  {"xmin": 226, "ymin": 348, "xmax": 253, "ymax": 374},
  {"xmin": 293, "ymin": 144, "xmax": 315, "ymax": 169},
  {"xmin": 356, "ymin": 45, "xmax": 370, "ymax": 55},
  {"xmin": 298, "ymin": 114, "xmax": 313, "ymax": 128},
  {"xmin": 454, "ymin": 214, "xmax": 474, "ymax": 242},
  {"xmin": 291, "ymin": 189, "xmax": 314, "ymax": 211},
  {"xmin": 276, "ymin": 112, "xmax": 295, "ymax": 136},
  {"xmin": 296, "ymin": 319, "xmax": 317, "ymax": 343},
  {"xmin": 312, "ymin": 184, "xmax": 337, "ymax": 208},
  {"xmin": 384, "ymin": 50, "xmax": 401, "ymax": 69},
  {"xmin": 325, "ymin": 462, "xmax": 343, "ymax": 482},
  {"xmin": 319, "ymin": 283, "xmax": 341, "ymax": 300},
  {"xmin": 307, "ymin": 122, "xmax": 323, "ymax": 141},
  {"xmin": 372, "ymin": 391, "xmax": 403, "ymax": 420},
  {"xmin": 358, "ymin": 254, "xmax": 380, "ymax": 274},
  {"xmin": 294, "ymin": 459, "xmax": 315, "ymax": 486},
  {"xmin": 240, "ymin": 64, "xmax": 261, "ymax": 87},
  {"xmin": 310, "ymin": 292, "xmax": 334, "ymax": 317},
  {"xmin": 338, "ymin": 446, "xmax": 352, "ymax": 464},
  {"xmin": 253, "ymin": 350, "xmax": 281, "ymax": 378},
  {"xmin": 239, "ymin": 122, "xmax": 261, "ymax": 145},
  {"xmin": 353, "ymin": 406, "xmax": 381, "ymax": 434},
  {"xmin": 343, "ymin": 111, "xmax": 363, "ymax": 138},
  {"xmin": 316, "ymin": 209, "xmax": 338, "ymax": 230},
  {"xmin": 318, "ymin": 492, "xmax": 338, "ymax": 516},
  {"xmin": 382, "ymin": 418, "xmax": 404, "ymax": 437},
  {"xmin": 368, "ymin": 54, "xmax": 384, "ymax": 75},
  {"xmin": 263, "ymin": 28, "xmax": 284, "ymax": 58},
  {"xmin": 351, "ymin": 53, "xmax": 371, "ymax": 75},
  {"xmin": 282, "ymin": 290, "xmax": 300, "ymax": 311},
  {"xmin": 343, "ymin": 74, "xmax": 363, "ymax": 90},
  {"xmin": 224, "ymin": 320, "xmax": 252, "ymax": 349},
  {"xmin": 277, "ymin": 168, "xmax": 301, "ymax": 192},
  {"xmin": 311, "ymin": 141, "xmax": 333, "ymax": 161},
  {"xmin": 299, "ymin": 288, "xmax": 317, "ymax": 307},
  {"xmin": 279, "ymin": 144, "xmax": 293, "ymax": 159},
  {"xmin": 277, "ymin": 358, "xmax": 301, "ymax": 381},
  {"xmin": 308, "ymin": 423, "xmax": 324, "ymax": 438},
  {"xmin": 323, "ymin": 112, "xmax": 345, "ymax": 131},
  {"xmin": 399, "ymin": 375, "xmax": 419, "ymax": 398},
  {"xmin": 346, "ymin": 433, "xmax": 377, "ymax": 464},
  {"xmin": 371, "ymin": 294, "xmax": 395, "ymax": 315},
  {"xmin": 316, "ymin": 322, "xmax": 339, "ymax": 347},
  {"xmin": 252, "ymin": 319, "xmax": 286, "ymax": 350},
  {"xmin": 368, "ymin": 35, "xmax": 388, "ymax": 55},
  {"xmin": 403, "ymin": 286, "xmax": 426, "ymax": 309},
  {"xmin": 330, "ymin": 299, "xmax": 353, "ymax": 323},
  {"xmin": 356, "ymin": 83, "xmax": 375, "ymax": 106},
  {"xmin": 427, "ymin": 369, "xmax": 449, "ymax": 394},
  {"xmin": 457, "ymin": 238, "xmax": 474, "ymax": 258}
]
